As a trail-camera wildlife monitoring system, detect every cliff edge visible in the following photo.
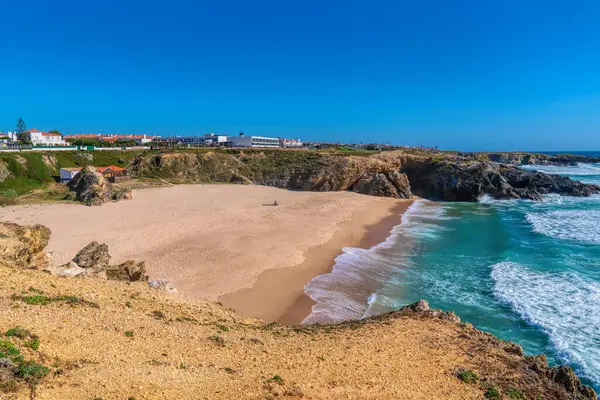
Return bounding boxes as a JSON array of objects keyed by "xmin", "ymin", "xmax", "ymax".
[{"xmin": 0, "ymin": 222, "xmax": 596, "ymax": 400}]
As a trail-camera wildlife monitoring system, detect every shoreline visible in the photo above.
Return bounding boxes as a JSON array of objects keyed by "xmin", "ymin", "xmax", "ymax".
[{"xmin": 218, "ymin": 199, "xmax": 413, "ymax": 325}]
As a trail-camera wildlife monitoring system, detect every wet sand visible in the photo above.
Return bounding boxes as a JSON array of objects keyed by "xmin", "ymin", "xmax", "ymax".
[{"xmin": 219, "ymin": 201, "xmax": 412, "ymax": 324}]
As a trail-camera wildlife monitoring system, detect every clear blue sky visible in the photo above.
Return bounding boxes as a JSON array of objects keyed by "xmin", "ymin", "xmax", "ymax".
[{"xmin": 1, "ymin": 0, "xmax": 599, "ymax": 151}]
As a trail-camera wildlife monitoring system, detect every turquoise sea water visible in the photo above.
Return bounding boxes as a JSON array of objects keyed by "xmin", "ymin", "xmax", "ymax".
[{"xmin": 303, "ymin": 161, "xmax": 600, "ymax": 391}]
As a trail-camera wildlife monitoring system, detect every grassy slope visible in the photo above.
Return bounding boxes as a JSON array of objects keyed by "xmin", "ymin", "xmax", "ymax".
[{"xmin": 0, "ymin": 151, "xmax": 144, "ymax": 197}]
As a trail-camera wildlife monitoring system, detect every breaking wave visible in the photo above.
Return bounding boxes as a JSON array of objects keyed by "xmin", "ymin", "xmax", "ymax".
[
  {"xmin": 491, "ymin": 261, "xmax": 600, "ymax": 384},
  {"xmin": 526, "ymin": 209, "xmax": 600, "ymax": 244},
  {"xmin": 302, "ymin": 200, "xmax": 446, "ymax": 325}
]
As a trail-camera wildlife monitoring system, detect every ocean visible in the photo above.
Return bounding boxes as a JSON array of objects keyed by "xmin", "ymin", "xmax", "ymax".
[{"xmin": 303, "ymin": 154, "xmax": 600, "ymax": 391}]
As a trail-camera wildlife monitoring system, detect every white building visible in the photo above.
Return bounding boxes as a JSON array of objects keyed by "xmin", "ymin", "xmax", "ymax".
[
  {"xmin": 59, "ymin": 167, "xmax": 82, "ymax": 183},
  {"xmin": 27, "ymin": 128, "xmax": 67, "ymax": 146},
  {"xmin": 227, "ymin": 133, "xmax": 280, "ymax": 148},
  {"xmin": 281, "ymin": 138, "xmax": 303, "ymax": 148}
]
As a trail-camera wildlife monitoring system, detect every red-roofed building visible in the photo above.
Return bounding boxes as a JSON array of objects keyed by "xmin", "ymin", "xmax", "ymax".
[
  {"xmin": 59, "ymin": 165, "xmax": 130, "ymax": 183},
  {"xmin": 27, "ymin": 128, "xmax": 67, "ymax": 146}
]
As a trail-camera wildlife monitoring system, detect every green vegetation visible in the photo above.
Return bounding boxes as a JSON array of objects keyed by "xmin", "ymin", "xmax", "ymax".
[
  {"xmin": 0, "ymin": 331, "xmax": 49, "ymax": 393},
  {"xmin": 151, "ymin": 310, "xmax": 166, "ymax": 320},
  {"xmin": 455, "ymin": 369, "xmax": 479, "ymax": 384},
  {"xmin": 215, "ymin": 324, "xmax": 229, "ymax": 332},
  {"xmin": 484, "ymin": 386, "xmax": 501, "ymax": 399},
  {"xmin": 124, "ymin": 331, "xmax": 134, "ymax": 338},
  {"xmin": 266, "ymin": 375, "xmax": 283, "ymax": 384},
  {"xmin": 209, "ymin": 335, "xmax": 225, "ymax": 346},
  {"xmin": 11, "ymin": 293, "xmax": 100, "ymax": 308},
  {"xmin": 0, "ymin": 150, "xmax": 145, "ymax": 197},
  {"xmin": 507, "ymin": 388, "xmax": 524, "ymax": 399}
]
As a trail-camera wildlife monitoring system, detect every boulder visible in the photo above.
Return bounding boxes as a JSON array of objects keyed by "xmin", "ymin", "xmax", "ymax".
[
  {"xmin": 45, "ymin": 261, "xmax": 86, "ymax": 278},
  {"xmin": 68, "ymin": 166, "xmax": 111, "ymax": 206},
  {"xmin": 73, "ymin": 241, "xmax": 110, "ymax": 269},
  {"xmin": 0, "ymin": 222, "xmax": 51, "ymax": 268},
  {"xmin": 106, "ymin": 260, "xmax": 148, "ymax": 282}
]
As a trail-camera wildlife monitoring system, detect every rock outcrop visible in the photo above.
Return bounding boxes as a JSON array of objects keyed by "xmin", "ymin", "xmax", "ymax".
[
  {"xmin": 0, "ymin": 222, "xmax": 51, "ymax": 269},
  {"xmin": 131, "ymin": 151, "xmax": 413, "ymax": 198},
  {"xmin": 67, "ymin": 166, "xmax": 132, "ymax": 206},
  {"xmin": 401, "ymin": 159, "xmax": 600, "ymax": 201},
  {"xmin": 51, "ymin": 241, "xmax": 148, "ymax": 282}
]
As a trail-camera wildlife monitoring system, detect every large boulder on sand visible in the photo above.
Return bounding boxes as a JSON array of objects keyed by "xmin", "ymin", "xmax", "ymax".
[
  {"xmin": 0, "ymin": 222, "xmax": 51, "ymax": 269},
  {"xmin": 67, "ymin": 166, "xmax": 132, "ymax": 206},
  {"xmin": 68, "ymin": 166, "xmax": 111, "ymax": 206},
  {"xmin": 73, "ymin": 241, "xmax": 111, "ymax": 269}
]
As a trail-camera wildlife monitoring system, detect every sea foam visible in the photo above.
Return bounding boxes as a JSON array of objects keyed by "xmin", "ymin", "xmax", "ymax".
[
  {"xmin": 526, "ymin": 209, "xmax": 600, "ymax": 244},
  {"xmin": 302, "ymin": 200, "xmax": 446, "ymax": 325},
  {"xmin": 491, "ymin": 261, "xmax": 600, "ymax": 385}
]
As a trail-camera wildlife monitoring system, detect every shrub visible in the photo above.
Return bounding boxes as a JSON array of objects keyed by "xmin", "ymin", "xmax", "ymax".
[
  {"xmin": 11, "ymin": 294, "xmax": 99, "ymax": 308},
  {"xmin": 16, "ymin": 361, "xmax": 49, "ymax": 380},
  {"xmin": 507, "ymin": 388, "xmax": 524, "ymax": 399},
  {"xmin": 484, "ymin": 386, "xmax": 501, "ymax": 400},
  {"xmin": 151, "ymin": 310, "xmax": 166, "ymax": 320},
  {"xmin": 216, "ymin": 324, "xmax": 229, "ymax": 332},
  {"xmin": 124, "ymin": 331, "xmax": 134, "ymax": 338},
  {"xmin": 266, "ymin": 375, "xmax": 283, "ymax": 384},
  {"xmin": 455, "ymin": 369, "xmax": 479, "ymax": 384}
]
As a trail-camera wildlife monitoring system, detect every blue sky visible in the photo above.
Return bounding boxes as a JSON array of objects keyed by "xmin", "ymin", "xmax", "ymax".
[{"xmin": 1, "ymin": 0, "xmax": 599, "ymax": 151}]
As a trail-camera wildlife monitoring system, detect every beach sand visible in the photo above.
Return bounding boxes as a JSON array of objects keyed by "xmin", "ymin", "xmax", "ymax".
[{"xmin": 0, "ymin": 184, "xmax": 410, "ymax": 323}]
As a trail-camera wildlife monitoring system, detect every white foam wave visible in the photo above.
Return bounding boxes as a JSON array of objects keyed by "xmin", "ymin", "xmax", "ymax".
[
  {"xmin": 526, "ymin": 209, "xmax": 600, "ymax": 244},
  {"xmin": 302, "ymin": 200, "xmax": 447, "ymax": 325},
  {"xmin": 521, "ymin": 163, "xmax": 600, "ymax": 176},
  {"xmin": 491, "ymin": 261, "xmax": 600, "ymax": 385}
]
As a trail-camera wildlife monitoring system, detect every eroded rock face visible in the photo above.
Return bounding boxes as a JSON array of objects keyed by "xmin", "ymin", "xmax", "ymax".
[
  {"xmin": 0, "ymin": 160, "xmax": 11, "ymax": 183},
  {"xmin": 106, "ymin": 260, "xmax": 148, "ymax": 282},
  {"xmin": 0, "ymin": 222, "xmax": 51, "ymax": 268}
]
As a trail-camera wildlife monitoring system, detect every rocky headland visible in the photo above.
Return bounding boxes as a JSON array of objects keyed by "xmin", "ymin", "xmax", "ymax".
[
  {"xmin": 129, "ymin": 150, "xmax": 600, "ymax": 202},
  {"xmin": 0, "ymin": 221, "xmax": 596, "ymax": 399}
]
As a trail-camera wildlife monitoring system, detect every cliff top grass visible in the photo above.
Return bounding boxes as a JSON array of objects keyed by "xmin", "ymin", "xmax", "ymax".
[{"xmin": 0, "ymin": 258, "xmax": 594, "ymax": 400}]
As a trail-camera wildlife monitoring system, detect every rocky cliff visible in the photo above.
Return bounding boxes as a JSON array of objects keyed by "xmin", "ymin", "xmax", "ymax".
[
  {"xmin": 0, "ymin": 222, "xmax": 596, "ymax": 400},
  {"xmin": 130, "ymin": 151, "xmax": 413, "ymax": 199},
  {"xmin": 130, "ymin": 150, "xmax": 600, "ymax": 202},
  {"xmin": 400, "ymin": 158, "xmax": 600, "ymax": 201}
]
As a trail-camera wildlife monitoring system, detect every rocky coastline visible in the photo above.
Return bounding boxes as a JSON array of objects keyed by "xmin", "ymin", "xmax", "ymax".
[
  {"xmin": 130, "ymin": 150, "xmax": 600, "ymax": 202},
  {"xmin": 0, "ymin": 221, "xmax": 597, "ymax": 399}
]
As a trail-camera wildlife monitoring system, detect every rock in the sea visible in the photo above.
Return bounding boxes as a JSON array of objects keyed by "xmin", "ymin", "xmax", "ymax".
[
  {"xmin": 73, "ymin": 241, "xmax": 111, "ymax": 269},
  {"xmin": 0, "ymin": 222, "xmax": 51, "ymax": 269}
]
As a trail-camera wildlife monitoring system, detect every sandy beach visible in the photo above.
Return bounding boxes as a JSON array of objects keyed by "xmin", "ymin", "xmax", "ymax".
[{"xmin": 0, "ymin": 184, "xmax": 410, "ymax": 323}]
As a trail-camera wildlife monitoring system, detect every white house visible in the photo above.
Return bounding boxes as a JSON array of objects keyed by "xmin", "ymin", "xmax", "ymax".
[
  {"xmin": 227, "ymin": 133, "xmax": 280, "ymax": 148},
  {"xmin": 59, "ymin": 167, "xmax": 82, "ymax": 183},
  {"xmin": 27, "ymin": 128, "xmax": 67, "ymax": 146}
]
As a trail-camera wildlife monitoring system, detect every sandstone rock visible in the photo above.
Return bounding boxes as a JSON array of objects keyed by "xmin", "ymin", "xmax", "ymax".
[
  {"xmin": 106, "ymin": 260, "xmax": 148, "ymax": 282},
  {"xmin": 0, "ymin": 160, "xmax": 11, "ymax": 183},
  {"xmin": 45, "ymin": 261, "xmax": 86, "ymax": 278},
  {"xmin": 406, "ymin": 300, "xmax": 430, "ymax": 312},
  {"xmin": 0, "ymin": 222, "xmax": 51, "ymax": 268},
  {"xmin": 73, "ymin": 241, "xmax": 110, "ymax": 269},
  {"xmin": 68, "ymin": 166, "xmax": 111, "ymax": 206}
]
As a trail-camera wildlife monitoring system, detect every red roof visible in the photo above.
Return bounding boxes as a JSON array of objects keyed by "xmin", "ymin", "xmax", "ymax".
[{"xmin": 97, "ymin": 165, "xmax": 126, "ymax": 173}]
